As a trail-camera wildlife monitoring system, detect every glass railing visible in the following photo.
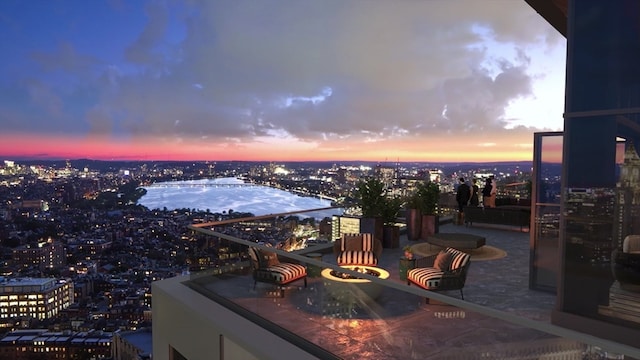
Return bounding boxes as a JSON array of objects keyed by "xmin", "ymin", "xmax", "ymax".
[{"xmin": 185, "ymin": 214, "xmax": 640, "ymax": 360}]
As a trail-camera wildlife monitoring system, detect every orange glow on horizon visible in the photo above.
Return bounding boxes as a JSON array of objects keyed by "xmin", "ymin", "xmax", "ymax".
[{"xmin": 0, "ymin": 132, "xmax": 537, "ymax": 163}]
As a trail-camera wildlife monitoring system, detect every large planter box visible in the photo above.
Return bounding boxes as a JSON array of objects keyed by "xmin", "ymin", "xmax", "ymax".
[
  {"xmin": 406, "ymin": 208, "xmax": 422, "ymax": 241},
  {"xmin": 359, "ymin": 216, "xmax": 384, "ymax": 244},
  {"xmin": 420, "ymin": 214, "xmax": 437, "ymax": 240},
  {"xmin": 464, "ymin": 206, "xmax": 530, "ymax": 230},
  {"xmin": 383, "ymin": 225, "xmax": 400, "ymax": 249}
]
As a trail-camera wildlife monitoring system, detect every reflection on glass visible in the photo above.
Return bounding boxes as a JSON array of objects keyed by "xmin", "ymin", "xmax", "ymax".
[
  {"xmin": 599, "ymin": 141, "xmax": 640, "ymax": 327},
  {"xmin": 562, "ymin": 142, "xmax": 640, "ymax": 330},
  {"xmin": 531, "ymin": 132, "xmax": 563, "ymax": 292},
  {"xmin": 533, "ymin": 205, "xmax": 560, "ymax": 290},
  {"xmin": 539, "ymin": 134, "xmax": 562, "ymax": 204}
]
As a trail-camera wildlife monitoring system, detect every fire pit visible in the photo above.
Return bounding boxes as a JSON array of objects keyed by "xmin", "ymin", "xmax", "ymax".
[
  {"xmin": 329, "ymin": 267, "xmax": 382, "ymax": 279},
  {"xmin": 321, "ymin": 265, "xmax": 389, "ymax": 302}
]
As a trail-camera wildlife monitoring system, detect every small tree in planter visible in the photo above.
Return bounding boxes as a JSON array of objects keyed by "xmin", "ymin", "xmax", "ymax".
[
  {"xmin": 381, "ymin": 195, "xmax": 403, "ymax": 248},
  {"xmin": 354, "ymin": 178, "xmax": 386, "ymax": 241},
  {"xmin": 416, "ymin": 181, "xmax": 440, "ymax": 216},
  {"xmin": 416, "ymin": 181, "xmax": 441, "ymax": 239},
  {"xmin": 355, "ymin": 178, "xmax": 386, "ymax": 218}
]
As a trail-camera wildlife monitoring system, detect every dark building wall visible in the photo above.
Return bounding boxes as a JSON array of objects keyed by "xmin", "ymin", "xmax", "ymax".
[{"xmin": 555, "ymin": 0, "xmax": 640, "ymax": 349}]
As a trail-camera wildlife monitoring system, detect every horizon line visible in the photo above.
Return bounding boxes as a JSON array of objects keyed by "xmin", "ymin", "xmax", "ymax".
[{"xmin": 2, "ymin": 157, "xmax": 536, "ymax": 165}]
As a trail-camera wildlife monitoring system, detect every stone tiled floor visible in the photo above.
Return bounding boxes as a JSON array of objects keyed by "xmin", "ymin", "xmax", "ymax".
[
  {"xmin": 341, "ymin": 222, "xmax": 557, "ymax": 322},
  {"xmin": 192, "ymin": 223, "xmax": 590, "ymax": 359}
]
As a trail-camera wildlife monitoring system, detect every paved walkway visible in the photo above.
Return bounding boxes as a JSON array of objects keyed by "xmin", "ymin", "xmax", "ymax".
[{"xmin": 379, "ymin": 222, "xmax": 556, "ymax": 322}]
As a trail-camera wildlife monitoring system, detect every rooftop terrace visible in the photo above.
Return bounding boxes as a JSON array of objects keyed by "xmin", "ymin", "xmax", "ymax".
[{"xmin": 184, "ymin": 221, "xmax": 640, "ymax": 359}]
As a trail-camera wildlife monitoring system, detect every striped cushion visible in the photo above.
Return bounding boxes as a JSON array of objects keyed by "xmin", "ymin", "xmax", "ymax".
[
  {"xmin": 255, "ymin": 263, "xmax": 307, "ymax": 284},
  {"xmin": 407, "ymin": 267, "xmax": 445, "ymax": 289},
  {"xmin": 337, "ymin": 251, "xmax": 378, "ymax": 266},
  {"xmin": 407, "ymin": 247, "xmax": 470, "ymax": 290},
  {"xmin": 446, "ymin": 248, "xmax": 470, "ymax": 271},
  {"xmin": 248, "ymin": 247, "xmax": 261, "ymax": 267},
  {"xmin": 361, "ymin": 233, "xmax": 373, "ymax": 252}
]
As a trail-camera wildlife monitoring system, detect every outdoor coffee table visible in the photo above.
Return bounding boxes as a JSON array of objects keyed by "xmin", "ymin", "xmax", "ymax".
[
  {"xmin": 321, "ymin": 265, "xmax": 390, "ymax": 302},
  {"xmin": 426, "ymin": 233, "xmax": 486, "ymax": 250}
]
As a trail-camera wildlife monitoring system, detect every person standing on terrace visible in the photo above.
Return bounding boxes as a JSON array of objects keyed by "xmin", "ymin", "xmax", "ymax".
[
  {"xmin": 469, "ymin": 178, "xmax": 480, "ymax": 207},
  {"xmin": 482, "ymin": 177, "xmax": 496, "ymax": 208},
  {"xmin": 456, "ymin": 177, "xmax": 471, "ymax": 225}
]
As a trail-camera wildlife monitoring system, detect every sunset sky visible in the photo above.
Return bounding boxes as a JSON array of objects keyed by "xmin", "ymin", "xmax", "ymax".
[{"xmin": 0, "ymin": 0, "xmax": 566, "ymax": 162}]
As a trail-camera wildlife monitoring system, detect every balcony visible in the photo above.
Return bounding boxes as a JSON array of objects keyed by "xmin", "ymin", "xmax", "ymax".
[{"xmin": 153, "ymin": 215, "xmax": 640, "ymax": 359}]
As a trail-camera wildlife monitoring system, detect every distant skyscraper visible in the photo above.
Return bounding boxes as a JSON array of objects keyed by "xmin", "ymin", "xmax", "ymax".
[
  {"xmin": 374, "ymin": 164, "xmax": 396, "ymax": 188},
  {"xmin": 613, "ymin": 141, "xmax": 640, "ymax": 249},
  {"xmin": 601, "ymin": 143, "xmax": 640, "ymax": 326}
]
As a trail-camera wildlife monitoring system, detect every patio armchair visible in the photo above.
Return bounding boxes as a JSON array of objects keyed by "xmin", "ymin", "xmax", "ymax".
[
  {"xmin": 333, "ymin": 232, "xmax": 382, "ymax": 266},
  {"xmin": 248, "ymin": 246, "xmax": 307, "ymax": 297},
  {"xmin": 407, "ymin": 247, "xmax": 471, "ymax": 301}
]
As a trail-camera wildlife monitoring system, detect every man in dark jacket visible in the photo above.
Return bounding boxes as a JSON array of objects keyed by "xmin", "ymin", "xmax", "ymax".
[
  {"xmin": 455, "ymin": 177, "xmax": 471, "ymax": 225},
  {"xmin": 469, "ymin": 178, "xmax": 480, "ymax": 206}
]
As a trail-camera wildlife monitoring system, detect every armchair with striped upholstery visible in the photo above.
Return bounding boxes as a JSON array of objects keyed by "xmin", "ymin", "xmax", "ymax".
[
  {"xmin": 407, "ymin": 247, "xmax": 471, "ymax": 301},
  {"xmin": 248, "ymin": 246, "xmax": 307, "ymax": 297},
  {"xmin": 333, "ymin": 233, "xmax": 382, "ymax": 266}
]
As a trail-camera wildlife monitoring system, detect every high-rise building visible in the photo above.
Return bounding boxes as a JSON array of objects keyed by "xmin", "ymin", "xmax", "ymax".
[
  {"xmin": 374, "ymin": 164, "xmax": 397, "ymax": 188},
  {"xmin": 524, "ymin": 0, "xmax": 640, "ymax": 350},
  {"xmin": 0, "ymin": 277, "xmax": 74, "ymax": 321},
  {"xmin": 12, "ymin": 239, "xmax": 67, "ymax": 272},
  {"xmin": 613, "ymin": 142, "xmax": 640, "ymax": 248}
]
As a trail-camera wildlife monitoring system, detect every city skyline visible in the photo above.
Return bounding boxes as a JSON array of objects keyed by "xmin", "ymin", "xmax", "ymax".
[{"xmin": 0, "ymin": 1, "xmax": 566, "ymax": 162}]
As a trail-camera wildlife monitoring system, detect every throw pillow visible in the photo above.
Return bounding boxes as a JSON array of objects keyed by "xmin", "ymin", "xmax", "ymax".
[
  {"xmin": 343, "ymin": 234, "xmax": 364, "ymax": 252},
  {"xmin": 260, "ymin": 250, "xmax": 280, "ymax": 267},
  {"xmin": 434, "ymin": 250, "xmax": 452, "ymax": 271}
]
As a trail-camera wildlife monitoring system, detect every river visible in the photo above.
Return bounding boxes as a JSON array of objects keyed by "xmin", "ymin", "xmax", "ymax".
[{"xmin": 139, "ymin": 177, "xmax": 344, "ymax": 219}]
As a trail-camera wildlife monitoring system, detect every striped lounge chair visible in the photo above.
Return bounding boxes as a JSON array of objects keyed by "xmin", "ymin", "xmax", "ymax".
[
  {"xmin": 248, "ymin": 246, "xmax": 307, "ymax": 297},
  {"xmin": 407, "ymin": 247, "xmax": 471, "ymax": 301},
  {"xmin": 333, "ymin": 232, "xmax": 382, "ymax": 266}
]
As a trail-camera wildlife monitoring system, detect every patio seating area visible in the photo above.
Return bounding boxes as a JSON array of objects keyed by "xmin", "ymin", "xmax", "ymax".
[
  {"xmin": 187, "ymin": 222, "xmax": 574, "ymax": 359},
  {"xmin": 407, "ymin": 246, "xmax": 471, "ymax": 301}
]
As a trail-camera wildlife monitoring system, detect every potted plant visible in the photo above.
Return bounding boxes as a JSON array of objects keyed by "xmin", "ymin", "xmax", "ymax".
[
  {"xmin": 402, "ymin": 245, "xmax": 414, "ymax": 260},
  {"xmin": 381, "ymin": 195, "xmax": 403, "ymax": 248},
  {"xmin": 354, "ymin": 178, "xmax": 386, "ymax": 242},
  {"xmin": 416, "ymin": 181, "xmax": 441, "ymax": 239},
  {"xmin": 355, "ymin": 178, "xmax": 386, "ymax": 218},
  {"xmin": 399, "ymin": 245, "xmax": 415, "ymax": 281}
]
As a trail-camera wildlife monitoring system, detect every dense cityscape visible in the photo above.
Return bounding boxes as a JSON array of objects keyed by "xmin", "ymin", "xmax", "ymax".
[
  {"xmin": 0, "ymin": 158, "xmax": 547, "ymax": 359},
  {"xmin": 6, "ymin": 0, "xmax": 640, "ymax": 358}
]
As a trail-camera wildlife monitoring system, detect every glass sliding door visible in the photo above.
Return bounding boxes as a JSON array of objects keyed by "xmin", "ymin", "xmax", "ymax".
[{"xmin": 530, "ymin": 132, "xmax": 563, "ymax": 292}]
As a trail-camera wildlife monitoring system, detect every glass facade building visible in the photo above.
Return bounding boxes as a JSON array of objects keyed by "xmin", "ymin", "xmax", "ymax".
[{"xmin": 528, "ymin": 0, "xmax": 640, "ymax": 349}]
